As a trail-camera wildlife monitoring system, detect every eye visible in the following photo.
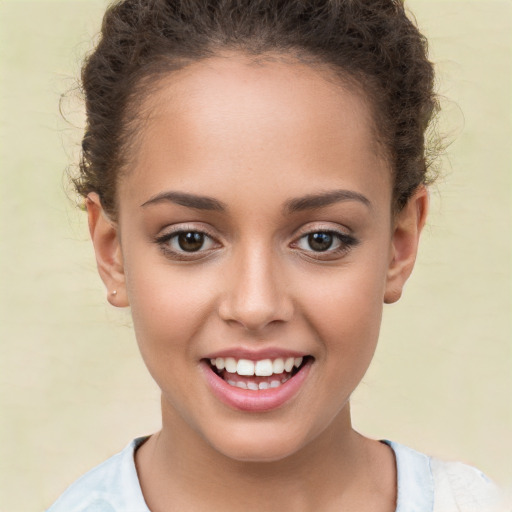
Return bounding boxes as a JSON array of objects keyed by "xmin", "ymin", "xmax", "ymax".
[
  {"xmin": 174, "ymin": 231, "xmax": 209, "ymax": 252},
  {"xmin": 293, "ymin": 229, "xmax": 358, "ymax": 257},
  {"xmin": 303, "ymin": 232, "xmax": 336, "ymax": 252},
  {"xmin": 155, "ymin": 229, "xmax": 219, "ymax": 258}
]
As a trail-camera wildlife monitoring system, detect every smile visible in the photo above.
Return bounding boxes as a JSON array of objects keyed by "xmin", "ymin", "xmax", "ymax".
[
  {"xmin": 201, "ymin": 353, "xmax": 312, "ymax": 412},
  {"xmin": 210, "ymin": 356, "xmax": 304, "ymax": 389}
]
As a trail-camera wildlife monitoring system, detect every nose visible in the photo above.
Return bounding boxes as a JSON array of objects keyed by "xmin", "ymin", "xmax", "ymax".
[{"xmin": 218, "ymin": 244, "xmax": 294, "ymax": 332}]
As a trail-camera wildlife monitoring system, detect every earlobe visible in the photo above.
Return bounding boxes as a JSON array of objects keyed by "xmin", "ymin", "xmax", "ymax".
[
  {"xmin": 86, "ymin": 193, "xmax": 129, "ymax": 307},
  {"xmin": 384, "ymin": 187, "xmax": 429, "ymax": 304}
]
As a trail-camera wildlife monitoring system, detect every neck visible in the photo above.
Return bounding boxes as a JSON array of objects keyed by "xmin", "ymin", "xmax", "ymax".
[{"xmin": 135, "ymin": 400, "xmax": 395, "ymax": 512}]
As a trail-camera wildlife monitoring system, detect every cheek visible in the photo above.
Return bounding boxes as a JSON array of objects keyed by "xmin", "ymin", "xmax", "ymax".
[
  {"xmin": 294, "ymin": 264, "xmax": 386, "ymax": 417},
  {"xmin": 295, "ymin": 258, "xmax": 388, "ymax": 357},
  {"xmin": 124, "ymin": 252, "xmax": 220, "ymax": 360}
]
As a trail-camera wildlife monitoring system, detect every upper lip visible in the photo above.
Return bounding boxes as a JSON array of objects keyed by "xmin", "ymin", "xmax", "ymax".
[{"xmin": 203, "ymin": 347, "xmax": 310, "ymax": 361}]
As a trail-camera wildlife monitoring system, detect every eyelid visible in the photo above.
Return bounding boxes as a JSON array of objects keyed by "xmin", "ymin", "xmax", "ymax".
[
  {"xmin": 153, "ymin": 222, "xmax": 357, "ymax": 261},
  {"xmin": 291, "ymin": 222, "xmax": 353, "ymax": 240},
  {"xmin": 289, "ymin": 224, "xmax": 359, "ymax": 258},
  {"xmin": 292, "ymin": 229, "xmax": 353, "ymax": 248},
  {"xmin": 153, "ymin": 223, "xmax": 222, "ymax": 259},
  {"xmin": 155, "ymin": 221, "xmax": 223, "ymax": 240}
]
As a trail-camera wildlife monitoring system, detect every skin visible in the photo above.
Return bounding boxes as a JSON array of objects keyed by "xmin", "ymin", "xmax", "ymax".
[{"xmin": 87, "ymin": 54, "xmax": 428, "ymax": 511}]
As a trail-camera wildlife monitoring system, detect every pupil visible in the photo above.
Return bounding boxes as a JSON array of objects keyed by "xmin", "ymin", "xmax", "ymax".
[
  {"xmin": 178, "ymin": 232, "xmax": 204, "ymax": 252},
  {"xmin": 308, "ymin": 232, "xmax": 333, "ymax": 252}
]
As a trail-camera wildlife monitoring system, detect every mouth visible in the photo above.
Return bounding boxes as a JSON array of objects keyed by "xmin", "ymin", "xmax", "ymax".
[
  {"xmin": 200, "ymin": 354, "xmax": 313, "ymax": 412},
  {"xmin": 208, "ymin": 355, "xmax": 310, "ymax": 389}
]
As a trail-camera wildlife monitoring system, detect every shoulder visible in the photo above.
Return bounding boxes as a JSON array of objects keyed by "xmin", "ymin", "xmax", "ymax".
[
  {"xmin": 46, "ymin": 437, "xmax": 150, "ymax": 512},
  {"xmin": 385, "ymin": 441, "xmax": 508, "ymax": 512},
  {"xmin": 430, "ymin": 457, "xmax": 508, "ymax": 512}
]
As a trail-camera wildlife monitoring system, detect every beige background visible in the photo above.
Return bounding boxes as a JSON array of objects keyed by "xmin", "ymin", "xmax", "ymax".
[{"xmin": 0, "ymin": 1, "xmax": 510, "ymax": 510}]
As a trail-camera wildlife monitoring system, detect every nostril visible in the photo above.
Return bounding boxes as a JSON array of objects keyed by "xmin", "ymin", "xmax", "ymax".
[
  {"xmin": 218, "ymin": 295, "xmax": 294, "ymax": 331},
  {"xmin": 217, "ymin": 257, "xmax": 294, "ymax": 330}
]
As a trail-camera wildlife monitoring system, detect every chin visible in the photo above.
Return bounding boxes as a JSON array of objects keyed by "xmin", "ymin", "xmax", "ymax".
[{"xmin": 205, "ymin": 421, "xmax": 312, "ymax": 463}]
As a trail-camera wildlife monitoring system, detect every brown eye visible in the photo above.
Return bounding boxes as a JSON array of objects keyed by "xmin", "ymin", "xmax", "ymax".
[
  {"xmin": 177, "ymin": 232, "xmax": 205, "ymax": 252},
  {"xmin": 293, "ymin": 229, "xmax": 358, "ymax": 258},
  {"xmin": 155, "ymin": 228, "xmax": 219, "ymax": 259},
  {"xmin": 307, "ymin": 232, "xmax": 334, "ymax": 252}
]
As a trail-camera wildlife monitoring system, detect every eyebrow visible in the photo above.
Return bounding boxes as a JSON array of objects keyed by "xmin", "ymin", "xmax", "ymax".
[
  {"xmin": 140, "ymin": 188, "xmax": 371, "ymax": 214},
  {"xmin": 141, "ymin": 191, "xmax": 227, "ymax": 211},
  {"xmin": 283, "ymin": 189, "xmax": 372, "ymax": 214}
]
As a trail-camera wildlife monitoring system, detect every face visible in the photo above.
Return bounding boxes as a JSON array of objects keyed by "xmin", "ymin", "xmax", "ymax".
[{"xmin": 89, "ymin": 54, "xmax": 426, "ymax": 462}]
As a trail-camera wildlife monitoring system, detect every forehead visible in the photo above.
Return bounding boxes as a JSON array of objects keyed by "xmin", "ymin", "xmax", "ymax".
[{"xmin": 120, "ymin": 54, "xmax": 391, "ymax": 211}]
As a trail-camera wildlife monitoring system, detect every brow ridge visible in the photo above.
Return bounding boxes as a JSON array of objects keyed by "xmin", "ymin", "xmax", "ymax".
[
  {"xmin": 283, "ymin": 189, "xmax": 371, "ymax": 214},
  {"xmin": 141, "ymin": 191, "xmax": 226, "ymax": 211},
  {"xmin": 141, "ymin": 188, "xmax": 371, "ymax": 214}
]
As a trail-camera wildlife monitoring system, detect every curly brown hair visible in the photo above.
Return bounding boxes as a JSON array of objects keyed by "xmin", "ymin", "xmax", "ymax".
[{"xmin": 76, "ymin": 0, "xmax": 438, "ymax": 218}]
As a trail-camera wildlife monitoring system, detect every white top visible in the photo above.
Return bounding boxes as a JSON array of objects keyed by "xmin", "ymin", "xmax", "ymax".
[{"xmin": 47, "ymin": 437, "xmax": 507, "ymax": 512}]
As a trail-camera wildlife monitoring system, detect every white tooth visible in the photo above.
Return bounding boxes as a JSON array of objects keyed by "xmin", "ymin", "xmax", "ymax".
[
  {"xmin": 225, "ymin": 357, "xmax": 237, "ymax": 373},
  {"xmin": 284, "ymin": 357, "xmax": 294, "ymax": 372},
  {"xmin": 227, "ymin": 380, "xmax": 236, "ymax": 386},
  {"xmin": 281, "ymin": 374, "xmax": 290, "ymax": 383},
  {"xmin": 255, "ymin": 359, "xmax": 273, "ymax": 376},
  {"xmin": 270, "ymin": 380, "xmax": 281, "ymax": 388},
  {"xmin": 237, "ymin": 359, "xmax": 255, "ymax": 376},
  {"xmin": 294, "ymin": 357, "xmax": 303, "ymax": 368},
  {"xmin": 210, "ymin": 359, "xmax": 215, "ymax": 365},
  {"xmin": 247, "ymin": 382, "xmax": 259, "ymax": 391},
  {"xmin": 272, "ymin": 358, "xmax": 285, "ymax": 374},
  {"xmin": 215, "ymin": 358, "xmax": 225, "ymax": 370},
  {"xmin": 259, "ymin": 382, "xmax": 269, "ymax": 390},
  {"xmin": 236, "ymin": 381, "xmax": 248, "ymax": 389}
]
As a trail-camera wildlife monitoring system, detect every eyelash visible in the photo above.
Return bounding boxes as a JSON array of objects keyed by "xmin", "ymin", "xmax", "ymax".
[
  {"xmin": 154, "ymin": 226, "xmax": 219, "ymax": 261},
  {"xmin": 290, "ymin": 230, "xmax": 359, "ymax": 260},
  {"xmin": 154, "ymin": 227, "xmax": 359, "ymax": 261}
]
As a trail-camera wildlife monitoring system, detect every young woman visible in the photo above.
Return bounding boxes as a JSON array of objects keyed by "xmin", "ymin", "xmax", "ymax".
[{"xmin": 47, "ymin": 1, "xmax": 505, "ymax": 510}]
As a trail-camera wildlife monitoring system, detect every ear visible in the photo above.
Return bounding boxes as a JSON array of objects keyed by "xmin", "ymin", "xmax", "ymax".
[
  {"xmin": 384, "ymin": 186, "xmax": 428, "ymax": 304},
  {"xmin": 86, "ymin": 193, "xmax": 129, "ymax": 307}
]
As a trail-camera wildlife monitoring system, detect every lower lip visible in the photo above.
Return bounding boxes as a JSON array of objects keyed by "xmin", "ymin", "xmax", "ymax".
[{"xmin": 200, "ymin": 360, "xmax": 312, "ymax": 412}]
